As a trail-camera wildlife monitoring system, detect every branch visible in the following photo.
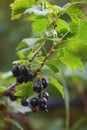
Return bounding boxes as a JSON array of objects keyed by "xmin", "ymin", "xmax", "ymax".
[
  {"xmin": 1, "ymin": 82, "xmax": 18, "ymax": 97},
  {"xmin": 36, "ymin": 43, "xmax": 56, "ymax": 73},
  {"xmin": 29, "ymin": 41, "xmax": 46, "ymax": 63}
]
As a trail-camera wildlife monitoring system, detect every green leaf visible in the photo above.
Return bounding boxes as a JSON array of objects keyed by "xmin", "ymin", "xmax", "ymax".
[
  {"xmin": 68, "ymin": 20, "xmax": 87, "ymax": 50},
  {"xmin": 78, "ymin": 20, "xmax": 87, "ymax": 43},
  {"xmin": 17, "ymin": 48, "xmax": 32, "ymax": 60},
  {"xmin": 50, "ymin": 78, "xmax": 64, "ymax": 98},
  {"xmin": 69, "ymin": 22, "xmax": 78, "ymax": 37},
  {"xmin": 46, "ymin": 2, "xmax": 63, "ymax": 12},
  {"xmin": 56, "ymin": 19, "xmax": 69, "ymax": 32},
  {"xmin": 32, "ymin": 18, "xmax": 49, "ymax": 35},
  {"xmin": 45, "ymin": 63, "xmax": 59, "ymax": 73},
  {"xmin": 15, "ymin": 82, "xmax": 34, "ymax": 98},
  {"xmin": 10, "ymin": 0, "xmax": 35, "ymax": 19},
  {"xmin": 59, "ymin": 47, "xmax": 84, "ymax": 71},
  {"xmin": 13, "ymin": 60, "xmax": 29, "ymax": 66},
  {"xmin": 17, "ymin": 42, "xmax": 40, "ymax": 59},
  {"xmin": 17, "ymin": 37, "xmax": 60, "ymax": 51},
  {"xmin": 24, "ymin": 6, "xmax": 52, "ymax": 16},
  {"xmin": 64, "ymin": 2, "xmax": 87, "ymax": 22},
  {"xmin": 16, "ymin": 38, "xmax": 41, "ymax": 50}
]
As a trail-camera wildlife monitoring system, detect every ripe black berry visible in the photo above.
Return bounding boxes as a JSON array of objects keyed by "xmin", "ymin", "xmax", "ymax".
[
  {"xmin": 12, "ymin": 65, "xmax": 20, "ymax": 77},
  {"xmin": 17, "ymin": 75, "xmax": 24, "ymax": 83},
  {"xmin": 20, "ymin": 66, "xmax": 28, "ymax": 76},
  {"xmin": 5, "ymin": 91, "xmax": 12, "ymax": 97},
  {"xmin": 42, "ymin": 92, "xmax": 49, "ymax": 100},
  {"xmin": 39, "ymin": 105, "xmax": 48, "ymax": 111},
  {"xmin": 9, "ymin": 93, "xmax": 17, "ymax": 101},
  {"xmin": 38, "ymin": 97, "xmax": 47, "ymax": 106},
  {"xmin": 27, "ymin": 71, "xmax": 34, "ymax": 81},
  {"xmin": 33, "ymin": 81, "xmax": 43, "ymax": 93},
  {"xmin": 21, "ymin": 98, "xmax": 28, "ymax": 106},
  {"xmin": 42, "ymin": 78, "xmax": 48, "ymax": 89},
  {"xmin": 30, "ymin": 98, "xmax": 38, "ymax": 107}
]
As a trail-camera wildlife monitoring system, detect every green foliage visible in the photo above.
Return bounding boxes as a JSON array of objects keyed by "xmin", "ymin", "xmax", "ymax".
[
  {"xmin": 50, "ymin": 78, "xmax": 64, "ymax": 98},
  {"xmin": 60, "ymin": 47, "xmax": 84, "ymax": 71},
  {"xmin": 8, "ymin": 0, "xmax": 87, "ymax": 100},
  {"xmin": 15, "ymin": 82, "xmax": 34, "ymax": 98},
  {"xmin": 64, "ymin": 2, "xmax": 87, "ymax": 22}
]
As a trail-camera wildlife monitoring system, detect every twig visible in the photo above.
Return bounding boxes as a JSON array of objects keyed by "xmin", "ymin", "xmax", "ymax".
[
  {"xmin": 36, "ymin": 43, "xmax": 56, "ymax": 73},
  {"xmin": 1, "ymin": 82, "xmax": 18, "ymax": 97},
  {"xmin": 29, "ymin": 41, "xmax": 46, "ymax": 63}
]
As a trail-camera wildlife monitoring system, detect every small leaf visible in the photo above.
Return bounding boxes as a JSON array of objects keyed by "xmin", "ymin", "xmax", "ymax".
[
  {"xmin": 10, "ymin": 0, "xmax": 36, "ymax": 19},
  {"xmin": 24, "ymin": 6, "xmax": 52, "ymax": 16},
  {"xmin": 15, "ymin": 82, "xmax": 34, "ymax": 98},
  {"xmin": 56, "ymin": 19, "xmax": 69, "ymax": 32},
  {"xmin": 17, "ymin": 48, "xmax": 32, "ymax": 59},
  {"xmin": 60, "ymin": 47, "xmax": 84, "ymax": 71},
  {"xmin": 64, "ymin": 2, "xmax": 87, "ymax": 22},
  {"xmin": 78, "ymin": 20, "xmax": 87, "ymax": 44},
  {"xmin": 16, "ymin": 38, "xmax": 41, "ymax": 50},
  {"xmin": 32, "ymin": 18, "xmax": 49, "ymax": 35},
  {"xmin": 46, "ymin": 2, "xmax": 63, "ymax": 12},
  {"xmin": 50, "ymin": 78, "xmax": 64, "ymax": 98},
  {"xmin": 13, "ymin": 60, "xmax": 29, "ymax": 66},
  {"xmin": 45, "ymin": 63, "xmax": 59, "ymax": 73}
]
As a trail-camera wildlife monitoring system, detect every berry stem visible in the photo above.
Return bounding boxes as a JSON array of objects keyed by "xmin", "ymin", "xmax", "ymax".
[
  {"xmin": 36, "ymin": 42, "xmax": 56, "ymax": 73},
  {"xmin": 1, "ymin": 82, "xmax": 18, "ymax": 97},
  {"xmin": 29, "ymin": 41, "xmax": 46, "ymax": 64}
]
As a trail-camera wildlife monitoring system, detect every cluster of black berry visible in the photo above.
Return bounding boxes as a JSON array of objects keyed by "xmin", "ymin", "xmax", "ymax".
[
  {"xmin": 12, "ymin": 65, "xmax": 34, "ymax": 83},
  {"xmin": 5, "ymin": 65, "xmax": 49, "ymax": 112},
  {"xmin": 30, "ymin": 78, "xmax": 49, "ymax": 112}
]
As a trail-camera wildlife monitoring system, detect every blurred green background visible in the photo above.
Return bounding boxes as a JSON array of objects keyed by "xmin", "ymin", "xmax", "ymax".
[{"xmin": 0, "ymin": 0, "xmax": 87, "ymax": 130}]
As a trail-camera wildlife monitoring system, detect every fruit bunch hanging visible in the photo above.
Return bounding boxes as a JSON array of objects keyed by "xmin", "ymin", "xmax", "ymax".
[{"xmin": 5, "ymin": 65, "xmax": 49, "ymax": 112}]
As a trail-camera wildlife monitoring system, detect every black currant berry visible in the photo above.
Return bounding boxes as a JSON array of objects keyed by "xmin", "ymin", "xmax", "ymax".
[
  {"xmin": 20, "ymin": 66, "xmax": 28, "ymax": 76},
  {"xmin": 30, "ymin": 98, "xmax": 38, "ymax": 107},
  {"xmin": 12, "ymin": 65, "xmax": 20, "ymax": 77},
  {"xmin": 42, "ymin": 92, "xmax": 49, "ymax": 100},
  {"xmin": 27, "ymin": 71, "xmax": 34, "ymax": 81},
  {"xmin": 21, "ymin": 98, "xmax": 28, "ymax": 106},
  {"xmin": 33, "ymin": 82, "xmax": 43, "ymax": 93},
  {"xmin": 39, "ymin": 105, "xmax": 48, "ymax": 111},
  {"xmin": 42, "ymin": 78, "xmax": 48, "ymax": 89},
  {"xmin": 17, "ymin": 75, "xmax": 24, "ymax": 83},
  {"xmin": 5, "ymin": 91, "xmax": 12, "ymax": 97},
  {"xmin": 38, "ymin": 97, "xmax": 47, "ymax": 107},
  {"xmin": 9, "ymin": 93, "xmax": 17, "ymax": 101}
]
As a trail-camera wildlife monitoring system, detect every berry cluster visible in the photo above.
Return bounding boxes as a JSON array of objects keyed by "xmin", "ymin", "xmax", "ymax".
[
  {"xmin": 12, "ymin": 65, "xmax": 34, "ymax": 83},
  {"xmin": 5, "ymin": 65, "xmax": 49, "ymax": 112},
  {"xmin": 30, "ymin": 78, "xmax": 49, "ymax": 112}
]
